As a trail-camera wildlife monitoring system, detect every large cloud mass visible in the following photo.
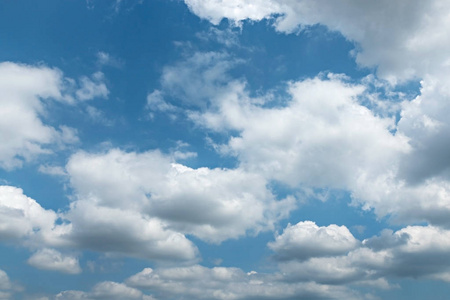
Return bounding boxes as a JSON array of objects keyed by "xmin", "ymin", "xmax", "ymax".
[{"xmin": 66, "ymin": 149, "xmax": 295, "ymax": 243}]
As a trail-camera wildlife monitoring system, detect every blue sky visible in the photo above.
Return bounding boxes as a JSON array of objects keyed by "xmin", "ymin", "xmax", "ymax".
[{"xmin": 1, "ymin": 0, "xmax": 450, "ymax": 299}]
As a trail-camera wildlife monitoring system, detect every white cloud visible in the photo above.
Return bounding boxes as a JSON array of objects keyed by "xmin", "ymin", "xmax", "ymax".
[
  {"xmin": 185, "ymin": 70, "xmax": 450, "ymax": 227},
  {"xmin": 0, "ymin": 61, "xmax": 110, "ymax": 170},
  {"xmin": 0, "ymin": 62, "xmax": 79, "ymax": 169},
  {"xmin": 0, "ymin": 184, "xmax": 198, "ymax": 264},
  {"xmin": 62, "ymin": 199, "xmax": 198, "ymax": 262},
  {"xmin": 192, "ymin": 75, "xmax": 408, "ymax": 189},
  {"xmin": 38, "ymin": 165, "xmax": 68, "ymax": 177},
  {"xmin": 0, "ymin": 270, "xmax": 11, "ymax": 291},
  {"xmin": 96, "ymin": 51, "xmax": 123, "ymax": 68},
  {"xmin": 155, "ymin": 51, "xmax": 240, "ymax": 109},
  {"xmin": 0, "ymin": 185, "xmax": 58, "ymax": 243},
  {"xmin": 91, "ymin": 281, "xmax": 144, "ymax": 299},
  {"xmin": 396, "ymin": 74, "xmax": 450, "ymax": 183},
  {"xmin": 27, "ymin": 248, "xmax": 82, "ymax": 274},
  {"xmin": 54, "ymin": 224, "xmax": 450, "ymax": 299},
  {"xmin": 184, "ymin": 0, "xmax": 450, "ymax": 82},
  {"xmin": 55, "ymin": 281, "xmax": 151, "ymax": 300},
  {"xmin": 274, "ymin": 223, "xmax": 450, "ymax": 286},
  {"xmin": 127, "ymin": 265, "xmax": 364, "ymax": 300},
  {"xmin": 268, "ymin": 221, "xmax": 359, "ymax": 261},
  {"xmin": 0, "ymin": 269, "xmax": 21, "ymax": 300},
  {"xmin": 146, "ymin": 90, "xmax": 178, "ymax": 118},
  {"xmin": 75, "ymin": 72, "xmax": 109, "ymax": 101},
  {"xmin": 66, "ymin": 149, "xmax": 295, "ymax": 243}
]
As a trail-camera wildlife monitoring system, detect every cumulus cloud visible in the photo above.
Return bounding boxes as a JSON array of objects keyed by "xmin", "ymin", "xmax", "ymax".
[
  {"xmin": 268, "ymin": 221, "xmax": 359, "ymax": 261},
  {"xmin": 193, "ymin": 75, "xmax": 409, "ymax": 189},
  {"xmin": 273, "ymin": 223, "xmax": 450, "ymax": 287},
  {"xmin": 0, "ymin": 62, "xmax": 80, "ymax": 169},
  {"xmin": 0, "ymin": 184, "xmax": 198, "ymax": 264},
  {"xmin": 0, "ymin": 62, "xmax": 109, "ymax": 170},
  {"xmin": 0, "ymin": 185, "xmax": 59, "ymax": 244},
  {"xmin": 55, "ymin": 281, "xmax": 152, "ymax": 300},
  {"xmin": 126, "ymin": 264, "xmax": 364, "ymax": 300},
  {"xmin": 66, "ymin": 149, "xmax": 295, "ymax": 243},
  {"xmin": 96, "ymin": 51, "xmax": 123, "ymax": 68},
  {"xmin": 63, "ymin": 199, "xmax": 198, "ymax": 262},
  {"xmin": 183, "ymin": 68, "xmax": 450, "ymax": 227},
  {"xmin": 75, "ymin": 72, "xmax": 109, "ymax": 101},
  {"xmin": 184, "ymin": 0, "xmax": 450, "ymax": 82},
  {"xmin": 396, "ymin": 74, "xmax": 450, "ymax": 183},
  {"xmin": 27, "ymin": 248, "xmax": 82, "ymax": 274},
  {"xmin": 178, "ymin": 3, "xmax": 450, "ymax": 228}
]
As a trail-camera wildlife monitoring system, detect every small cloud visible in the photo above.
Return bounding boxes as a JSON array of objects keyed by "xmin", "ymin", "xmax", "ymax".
[
  {"xmin": 76, "ymin": 72, "xmax": 109, "ymax": 101},
  {"xmin": 27, "ymin": 249, "xmax": 82, "ymax": 275},
  {"xmin": 97, "ymin": 51, "xmax": 123, "ymax": 68},
  {"xmin": 86, "ymin": 106, "xmax": 114, "ymax": 126},
  {"xmin": 38, "ymin": 165, "xmax": 67, "ymax": 177}
]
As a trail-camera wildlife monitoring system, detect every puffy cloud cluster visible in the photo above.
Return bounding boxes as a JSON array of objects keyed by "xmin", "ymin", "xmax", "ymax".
[
  {"xmin": 55, "ymin": 281, "xmax": 154, "ymax": 300},
  {"xmin": 66, "ymin": 149, "xmax": 295, "ymax": 243},
  {"xmin": 0, "ymin": 185, "xmax": 58, "ymax": 244},
  {"xmin": 0, "ymin": 146, "xmax": 295, "ymax": 271},
  {"xmin": 191, "ymin": 75, "xmax": 408, "ymax": 189},
  {"xmin": 53, "ymin": 221, "xmax": 450, "ymax": 300},
  {"xmin": 272, "ymin": 222, "xmax": 450, "ymax": 288},
  {"xmin": 268, "ymin": 221, "xmax": 359, "ymax": 261},
  {"xmin": 126, "ymin": 264, "xmax": 365, "ymax": 300},
  {"xmin": 178, "ymin": 3, "xmax": 450, "ymax": 228},
  {"xmin": 0, "ymin": 184, "xmax": 198, "ymax": 274}
]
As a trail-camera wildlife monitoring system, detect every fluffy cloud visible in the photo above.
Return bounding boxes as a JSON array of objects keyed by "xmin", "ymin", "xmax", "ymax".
[
  {"xmin": 0, "ymin": 185, "xmax": 58, "ymax": 244},
  {"xmin": 184, "ymin": 0, "xmax": 450, "ymax": 82},
  {"xmin": 0, "ymin": 62, "xmax": 109, "ymax": 170},
  {"xmin": 0, "ymin": 62, "xmax": 75, "ymax": 169},
  {"xmin": 66, "ymin": 149, "xmax": 294, "ymax": 243},
  {"xmin": 274, "ymin": 223, "xmax": 450, "ymax": 286},
  {"xmin": 191, "ymin": 75, "xmax": 408, "ymax": 188},
  {"xmin": 27, "ymin": 248, "xmax": 82, "ymax": 274},
  {"xmin": 397, "ymin": 74, "xmax": 450, "ymax": 183},
  {"xmin": 55, "ymin": 281, "xmax": 152, "ymax": 300},
  {"xmin": 75, "ymin": 72, "xmax": 109, "ymax": 101},
  {"xmin": 0, "ymin": 269, "xmax": 21, "ymax": 300},
  {"xmin": 268, "ymin": 221, "xmax": 359, "ymax": 261},
  {"xmin": 62, "ymin": 199, "xmax": 198, "ymax": 262},
  {"xmin": 186, "ymin": 71, "xmax": 450, "ymax": 227},
  {"xmin": 0, "ymin": 184, "xmax": 198, "ymax": 264},
  {"xmin": 126, "ymin": 265, "xmax": 364, "ymax": 300}
]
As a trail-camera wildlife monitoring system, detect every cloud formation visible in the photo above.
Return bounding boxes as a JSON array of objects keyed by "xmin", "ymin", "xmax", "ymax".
[
  {"xmin": 27, "ymin": 248, "xmax": 82, "ymax": 275},
  {"xmin": 0, "ymin": 62, "xmax": 109, "ymax": 170},
  {"xmin": 66, "ymin": 149, "xmax": 295, "ymax": 243},
  {"xmin": 126, "ymin": 265, "xmax": 366, "ymax": 300},
  {"xmin": 268, "ymin": 221, "xmax": 359, "ymax": 261},
  {"xmin": 184, "ymin": 0, "xmax": 450, "ymax": 82}
]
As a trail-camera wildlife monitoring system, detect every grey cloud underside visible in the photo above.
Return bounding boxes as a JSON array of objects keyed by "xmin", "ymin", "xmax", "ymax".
[{"xmin": 53, "ymin": 223, "xmax": 450, "ymax": 299}]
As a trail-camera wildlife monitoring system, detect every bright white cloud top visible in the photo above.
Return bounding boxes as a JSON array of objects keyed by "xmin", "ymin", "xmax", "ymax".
[{"xmin": 1, "ymin": 0, "xmax": 450, "ymax": 299}]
